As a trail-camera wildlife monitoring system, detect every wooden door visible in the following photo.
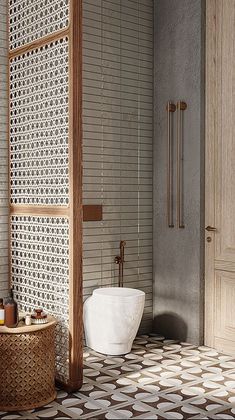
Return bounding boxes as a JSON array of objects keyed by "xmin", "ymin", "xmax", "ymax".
[{"xmin": 205, "ymin": 0, "xmax": 235, "ymax": 353}]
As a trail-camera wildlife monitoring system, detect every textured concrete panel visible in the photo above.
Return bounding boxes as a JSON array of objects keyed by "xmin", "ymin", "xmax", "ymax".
[{"xmin": 153, "ymin": 0, "xmax": 205, "ymax": 344}]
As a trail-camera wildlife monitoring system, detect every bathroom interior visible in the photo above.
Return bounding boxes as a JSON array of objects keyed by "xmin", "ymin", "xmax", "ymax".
[{"xmin": 1, "ymin": 0, "xmax": 235, "ymax": 418}]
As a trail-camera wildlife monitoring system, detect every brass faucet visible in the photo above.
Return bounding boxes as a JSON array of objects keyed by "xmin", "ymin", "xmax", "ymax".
[{"xmin": 115, "ymin": 240, "xmax": 126, "ymax": 287}]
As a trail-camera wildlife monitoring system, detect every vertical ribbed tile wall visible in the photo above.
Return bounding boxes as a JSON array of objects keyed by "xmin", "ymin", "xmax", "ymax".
[
  {"xmin": 0, "ymin": 0, "xmax": 9, "ymax": 297},
  {"xmin": 83, "ymin": 0, "xmax": 153, "ymax": 332}
]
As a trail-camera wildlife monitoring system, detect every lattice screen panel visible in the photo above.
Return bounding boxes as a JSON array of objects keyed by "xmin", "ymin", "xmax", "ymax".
[
  {"xmin": 9, "ymin": 38, "xmax": 69, "ymax": 206},
  {"xmin": 11, "ymin": 215, "xmax": 70, "ymax": 381},
  {"xmin": 9, "ymin": 0, "xmax": 69, "ymax": 51},
  {"xmin": 9, "ymin": 0, "xmax": 82, "ymax": 390}
]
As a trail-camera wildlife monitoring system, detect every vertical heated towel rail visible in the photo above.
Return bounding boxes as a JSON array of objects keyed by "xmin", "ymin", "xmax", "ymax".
[
  {"xmin": 177, "ymin": 101, "xmax": 187, "ymax": 228},
  {"xmin": 166, "ymin": 101, "xmax": 176, "ymax": 228},
  {"xmin": 166, "ymin": 100, "xmax": 187, "ymax": 229}
]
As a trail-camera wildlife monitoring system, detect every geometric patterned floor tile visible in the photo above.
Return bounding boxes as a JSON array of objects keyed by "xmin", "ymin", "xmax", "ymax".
[{"xmin": 1, "ymin": 334, "xmax": 235, "ymax": 419}]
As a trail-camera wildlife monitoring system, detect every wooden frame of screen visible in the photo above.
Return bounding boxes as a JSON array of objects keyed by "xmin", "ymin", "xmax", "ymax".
[{"xmin": 8, "ymin": 0, "xmax": 83, "ymax": 391}]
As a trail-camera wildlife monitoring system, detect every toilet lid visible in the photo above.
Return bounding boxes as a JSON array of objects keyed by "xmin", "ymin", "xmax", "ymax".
[{"xmin": 93, "ymin": 287, "xmax": 145, "ymax": 298}]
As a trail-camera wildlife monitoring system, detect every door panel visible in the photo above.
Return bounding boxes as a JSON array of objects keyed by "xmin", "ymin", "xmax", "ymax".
[
  {"xmin": 215, "ymin": 0, "xmax": 235, "ymax": 263},
  {"xmin": 205, "ymin": 0, "xmax": 235, "ymax": 353},
  {"xmin": 215, "ymin": 271, "xmax": 235, "ymax": 340}
]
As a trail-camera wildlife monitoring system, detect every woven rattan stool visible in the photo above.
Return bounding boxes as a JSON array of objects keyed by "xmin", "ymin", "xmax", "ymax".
[{"xmin": 0, "ymin": 316, "xmax": 57, "ymax": 411}]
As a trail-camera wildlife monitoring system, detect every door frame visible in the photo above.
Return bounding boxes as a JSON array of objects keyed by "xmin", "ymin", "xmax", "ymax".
[{"xmin": 204, "ymin": 0, "xmax": 217, "ymax": 348}]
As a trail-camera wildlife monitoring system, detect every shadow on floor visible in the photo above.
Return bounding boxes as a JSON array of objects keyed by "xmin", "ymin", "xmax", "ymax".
[{"xmin": 153, "ymin": 312, "xmax": 188, "ymax": 342}]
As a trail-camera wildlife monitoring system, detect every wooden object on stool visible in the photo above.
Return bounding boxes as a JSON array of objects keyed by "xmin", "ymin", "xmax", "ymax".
[{"xmin": 0, "ymin": 316, "xmax": 57, "ymax": 411}]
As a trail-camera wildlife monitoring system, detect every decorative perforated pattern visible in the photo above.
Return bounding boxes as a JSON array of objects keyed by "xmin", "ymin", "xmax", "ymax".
[
  {"xmin": 10, "ymin": 38, "xmax": 69, "ymax": 206},
  {"xmin": 0, "ymin": 325, "xmax": 56, "ymax": 411},
  {"xmin": 11, "ymin": 216, "xmax": 70, "ymax": 382},
  {"xmin": 9, "ymin": 0, "xmax": 69, "ymax": 51}
]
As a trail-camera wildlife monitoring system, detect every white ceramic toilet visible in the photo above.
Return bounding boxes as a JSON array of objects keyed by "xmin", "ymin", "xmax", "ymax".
[{"xmin": 83, "ymin": 287, "xmax": 145, "ymax": 355}]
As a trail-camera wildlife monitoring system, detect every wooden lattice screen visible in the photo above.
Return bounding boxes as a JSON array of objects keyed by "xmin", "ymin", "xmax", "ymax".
[{"xmin": 8, "ymin": 0, "xmax": 83, "ymax": 390}]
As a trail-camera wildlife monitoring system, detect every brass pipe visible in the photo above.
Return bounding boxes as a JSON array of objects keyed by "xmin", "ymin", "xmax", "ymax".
[
  {"xmin": 176, "ymin": 101, "xmax": 187, "ymax": 229},
  {"xmin": 115, "ymin": 240, "xmax": 126, "ymax": 287},
  {"xmin": 120, "ymin": 240, "xmax": 126, "ymax": 287},
  {"xmin": 166, "ymin": 101, "xmax": 176, "ymax": 228}
]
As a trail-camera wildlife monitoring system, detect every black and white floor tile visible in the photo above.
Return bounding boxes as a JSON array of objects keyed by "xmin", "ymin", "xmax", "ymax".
[{"xmin": 1, "ymin": 334, "xmax": 235, "ymax": 419}]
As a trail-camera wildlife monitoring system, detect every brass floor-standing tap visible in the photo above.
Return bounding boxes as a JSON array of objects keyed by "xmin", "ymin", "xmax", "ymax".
[{"xmin": 115, "ymin": 240, "xmax": 126, "ymax": 287}]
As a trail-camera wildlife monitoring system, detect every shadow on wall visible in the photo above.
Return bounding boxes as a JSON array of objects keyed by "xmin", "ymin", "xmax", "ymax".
[{"xmin": 153, "ymin": 312, "xmax": 188, "ymax": 342}]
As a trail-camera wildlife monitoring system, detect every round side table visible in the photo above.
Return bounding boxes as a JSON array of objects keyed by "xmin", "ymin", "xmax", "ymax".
[{"xmin": 0, "ymin": 316, "xmax": 57, "ymax": 412}]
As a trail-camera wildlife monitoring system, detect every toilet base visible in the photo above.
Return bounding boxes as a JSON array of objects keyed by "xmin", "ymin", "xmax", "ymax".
[{"xmin": 87, "ymin": 340, "xmax": 132, "ymax": 356}]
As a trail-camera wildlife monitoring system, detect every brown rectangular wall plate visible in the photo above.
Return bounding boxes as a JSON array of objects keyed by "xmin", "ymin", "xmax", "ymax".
[{"xmin": 83, "ymin": 205, "xmax": 103, "ymax": 222}]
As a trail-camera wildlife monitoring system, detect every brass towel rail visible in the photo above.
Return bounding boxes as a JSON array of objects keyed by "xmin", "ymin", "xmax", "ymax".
[
  {"xmin": 166, "ymin": 100, "xmax": 187, "ymax": 229},
  {"xmin": 176, "ymin": 101, "xmax": 187, "ymax": 229},
  {"xmin": 166, "ymin": 101, "xmax": 176, "ymax": 228}
]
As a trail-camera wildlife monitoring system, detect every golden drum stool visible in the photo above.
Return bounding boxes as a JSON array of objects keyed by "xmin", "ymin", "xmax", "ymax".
[{"xmin": 0, "ymin": 316, "xmax": 56, "ymax": 411}]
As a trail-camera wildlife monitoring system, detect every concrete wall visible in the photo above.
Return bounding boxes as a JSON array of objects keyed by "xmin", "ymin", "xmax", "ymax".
[
  {"xmin": 0, "ymin": 0, "xmax": 9, "ymax": 298},
  {"xmin": 153, "ymin": 0, "xmax": 204, "ymax": 344}
]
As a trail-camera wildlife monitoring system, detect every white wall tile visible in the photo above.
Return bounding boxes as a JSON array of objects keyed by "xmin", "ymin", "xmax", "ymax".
[{"xmin": 83, "ymin": 0, "xmax": 153, "ymax": 333}]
